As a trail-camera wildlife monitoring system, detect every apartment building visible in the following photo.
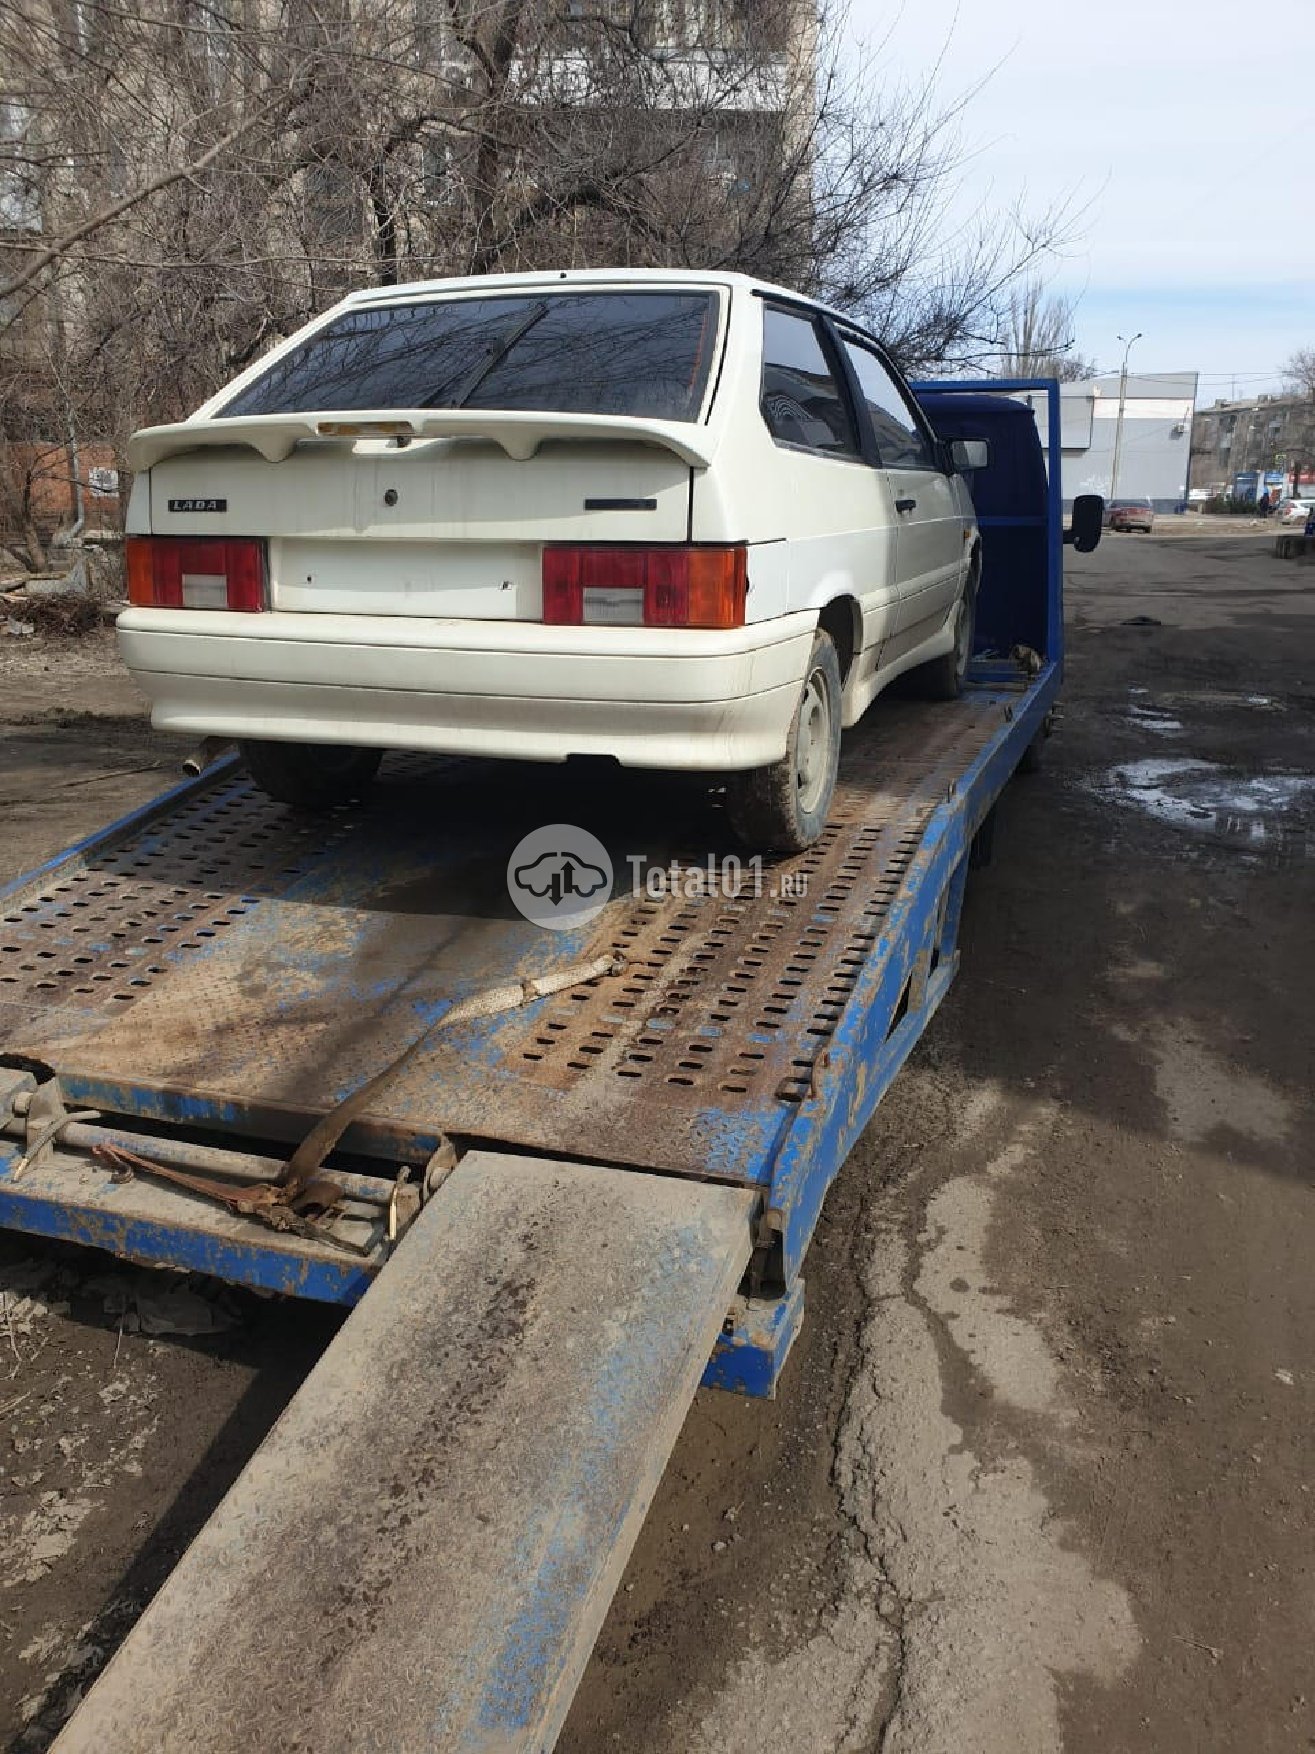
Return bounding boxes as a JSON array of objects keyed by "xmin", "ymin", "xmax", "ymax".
[
  {"xmin": 0, "ymin": 0, "xmax": 817, "ymax": 545},
  {"xmin": 1189, "ymin": 394, "xmax": 1315, "ymax": 500}
]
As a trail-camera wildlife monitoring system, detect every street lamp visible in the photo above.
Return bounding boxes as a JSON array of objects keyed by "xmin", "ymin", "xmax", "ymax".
[{"xmin": 1109, "ymin": 330, "xmax": 1142, "ymax": 501}]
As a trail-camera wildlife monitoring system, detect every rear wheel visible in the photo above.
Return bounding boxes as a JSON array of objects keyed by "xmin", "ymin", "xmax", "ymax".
[
  {"xmin": 240, "ymin": 740, "xmax": 382, "ymax": 809},
  {"xmin": 726, "ymin": 631, "xmax": 842, "ymax": 853},
  {"xmin": 910, "ymin": 569, "xmax": 977, "ymax": 701}
]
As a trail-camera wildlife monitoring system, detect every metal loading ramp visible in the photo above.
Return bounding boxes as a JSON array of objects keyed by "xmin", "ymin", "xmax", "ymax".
[{"xmin": 54, "ymin": 1149, "xmax": 755, "ymax": 1754}]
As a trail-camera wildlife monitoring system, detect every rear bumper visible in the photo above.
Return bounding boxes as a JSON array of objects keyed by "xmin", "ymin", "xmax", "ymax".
[{"xmin": 117, "ymin": 608, "xmax": 815, "ymax": 770}]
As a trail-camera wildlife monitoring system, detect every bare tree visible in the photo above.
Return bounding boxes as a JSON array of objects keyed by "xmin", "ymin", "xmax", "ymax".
[
  {"xmin": 1282, "ymin": 349, "xmax": 1315, "ymax": 399},
  {"xmin": 994, "ymin": 279, "xmax": 1096, "ymax": 381},
  {"xmin": 1280, "ymin": 349, "xmax": 1315, "ymax": 493},
  {"xmin": 0, "ymin": 0, "xmax": 1074, "ymax": 539}
]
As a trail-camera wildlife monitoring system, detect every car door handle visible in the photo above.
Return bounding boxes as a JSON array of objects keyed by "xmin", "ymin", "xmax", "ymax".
[{"xmin": 895, "ymin": 497, "xmax": 917, "ymax": 513}]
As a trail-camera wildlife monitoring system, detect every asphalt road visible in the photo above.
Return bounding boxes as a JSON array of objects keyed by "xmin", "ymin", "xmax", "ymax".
[{"xmin": 1, "ymin": 528, "xmax": 1311, "ymax": 1752}]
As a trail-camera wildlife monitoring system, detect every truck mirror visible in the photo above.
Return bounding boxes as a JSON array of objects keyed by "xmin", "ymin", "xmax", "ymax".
[
  {"xmin": 950, "ymin": 438, "xmax": 990, "ymax": 473},
  {"xmin": 1066, "ymin": 493, "xmax": 1103, "ymax": 552}
]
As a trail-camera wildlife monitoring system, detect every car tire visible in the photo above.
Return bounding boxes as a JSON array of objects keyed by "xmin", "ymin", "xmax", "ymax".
[
  {"xmin": 240, "ymin": 740, "xmax": 382, "ymax": 809},
  {"xmin": 910, "ymin": 568, "xmax": 978, "ymax": 701},
  {"xmin": 726, "ymin": 631, "xmax": 842, "ymax": 853}
]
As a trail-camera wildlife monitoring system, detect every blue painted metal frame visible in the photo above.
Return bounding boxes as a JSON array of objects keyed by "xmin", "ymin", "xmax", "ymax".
[
  {"xmin": 710, "ymin": 378, "xmax": 1067, "ymax": 1393},
  {"xmin": 1, "ymin": 381, "xmax": 1064, "ymax": 1396},
  {"xmin": 42, "ymin": 1071, "xmax": 452, "ymax": 1175},
  {"xmin": 0, "ymin": 670, "xmax": 1059, "ymax": 1354},
  {"xmin": 0, "ymin": 1139, "xmax": 376, "ymax": 1302},
  {"xmin": 911, "ymin": 376, "xmax": 1065, "ymax": 666},
  {"xmin": 703, "ymin": 1282, "xmax": 806, "ymax": 1398},
  {"xmin": 765, "ymin": 664, "xmax": 1057, "ymax": 1286},
  {"xmin": 2, "ymin": 669, "xmax": 1056, "ymax": 1392}
]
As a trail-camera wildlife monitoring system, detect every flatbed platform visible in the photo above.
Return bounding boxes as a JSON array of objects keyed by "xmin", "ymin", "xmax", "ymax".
[
  {"xmin": 3, "ymin": 381, "xmax": 1072, "ymax": 1385},
  {"xmin": 2, "ymin": 680, "xmax": 1031, "ymax": 1182}
]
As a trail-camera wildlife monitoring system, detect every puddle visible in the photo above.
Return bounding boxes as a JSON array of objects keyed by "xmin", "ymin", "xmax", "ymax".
[
  {"xmin": 1088, "ymin": 758, "xmax": 1315, "ymax": 858},
  {"xmin": 1158, "ymin": 688, "xmax": 1288, "ymax": 713},
  {"xmin": 1124, "ymin": 703, "xmax": 1184, "ymax": 736}
]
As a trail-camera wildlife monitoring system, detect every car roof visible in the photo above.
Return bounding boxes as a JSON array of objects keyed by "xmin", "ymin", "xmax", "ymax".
[{"xmin": 340, "ymin": 267, "xmax": 857, "ymax": 330}]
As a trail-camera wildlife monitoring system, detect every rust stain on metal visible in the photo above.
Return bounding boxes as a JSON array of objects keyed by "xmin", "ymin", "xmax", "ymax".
[{"xmin": 91, "ymin": 1141, "xmax": 369, "ymax": 1255}]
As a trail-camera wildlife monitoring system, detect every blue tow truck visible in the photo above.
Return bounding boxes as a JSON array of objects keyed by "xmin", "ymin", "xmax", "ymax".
[{"xmin": 0, "ymin": 382, "xmax": 1097, "ymax": 1752}]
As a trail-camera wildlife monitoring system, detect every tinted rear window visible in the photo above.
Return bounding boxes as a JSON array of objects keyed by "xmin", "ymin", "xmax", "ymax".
[{"xmin": 218, "ymin": 291, "xmax": 720, "ymax": 423}]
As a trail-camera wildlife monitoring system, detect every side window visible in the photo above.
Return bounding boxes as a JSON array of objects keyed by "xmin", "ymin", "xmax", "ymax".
[
  {"xmin": 760, "ymin": 307, "xmax": 858, "ymax": 459},
  {"xmin": 840, "ymin": 335, "xmax": 935, "ymax": 470}
]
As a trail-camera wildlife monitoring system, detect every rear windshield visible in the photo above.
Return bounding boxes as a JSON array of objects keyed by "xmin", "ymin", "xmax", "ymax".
[{"xmin": 217, "ymin": 291, "xmax": 720, "ymax": 423}]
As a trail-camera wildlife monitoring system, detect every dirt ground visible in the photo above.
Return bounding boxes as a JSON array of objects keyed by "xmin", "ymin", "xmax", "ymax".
[{"xmin": 1, "ymin": 528, "xmax": 1312, "ymax": 1752}]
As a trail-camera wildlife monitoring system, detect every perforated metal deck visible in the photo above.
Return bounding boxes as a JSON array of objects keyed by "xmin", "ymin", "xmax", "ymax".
[{"xmin": 1, "ymin": 682, "xmax": 1027, "ymax": 1185}]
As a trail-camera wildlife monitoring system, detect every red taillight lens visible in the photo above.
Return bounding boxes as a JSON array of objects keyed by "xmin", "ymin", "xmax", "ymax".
[
  {"xmin": 125, "ymin": 537, "xmax": 267, "ymax": 612},
  {"xmin": 542, "ymin": 546, "xmax": 747, "ymax": 630}
]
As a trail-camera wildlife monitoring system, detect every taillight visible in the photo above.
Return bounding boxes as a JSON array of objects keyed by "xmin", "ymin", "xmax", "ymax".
[
  {"xmin": 125, "ymin": 537, "xmax": 267, "ymax": 612},
  {"xmin": 543, "ymin": 545, "xmax": 747, "ymax": 630}
]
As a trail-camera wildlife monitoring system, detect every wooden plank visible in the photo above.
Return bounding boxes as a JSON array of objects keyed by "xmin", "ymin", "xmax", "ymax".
[{"xmin": 56, "ymin": 1150, "xmax": 755, "ymax": 1753}]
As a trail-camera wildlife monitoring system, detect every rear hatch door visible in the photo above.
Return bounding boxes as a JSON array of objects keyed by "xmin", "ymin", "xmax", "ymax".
[
  {"xmin": 138, "ymin": 284, "xmax": 725, "ymax": 621},
  {"xmin": 146, "ymin": 437, "xmax": 693, "ymax": 620}
]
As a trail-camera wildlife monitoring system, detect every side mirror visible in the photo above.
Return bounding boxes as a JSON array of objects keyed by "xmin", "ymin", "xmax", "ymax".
[
  {"xmin": 1066, "ymin": 493, "xmax": 1104, "ymax": 552},
  {"xmin": 950, "ymin": 437, "xmax": 990, "ymax": 473}
]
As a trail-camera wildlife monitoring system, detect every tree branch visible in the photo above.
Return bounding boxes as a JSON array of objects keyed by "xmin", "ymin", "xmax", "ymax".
[{"xmin": 0, "ymin": 100, "xmax": 288, "ymax": 310}]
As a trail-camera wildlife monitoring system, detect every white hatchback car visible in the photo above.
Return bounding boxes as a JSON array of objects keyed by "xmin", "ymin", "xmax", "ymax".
[{"xmin": 121, "ymin": 270, "xmax": 982, "ymax": 850}]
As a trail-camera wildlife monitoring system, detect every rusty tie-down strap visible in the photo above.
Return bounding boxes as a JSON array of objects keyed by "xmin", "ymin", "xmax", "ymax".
[
  {"xmin": 91, "ymin": 1141, "xmax": 372, "ymax": 1254},
  {"xmin": 89, "ymin": 955, "xmax": 626, "ymax": 1254},
  {"xmin": 277, "ymin": 952, "xmax": 626, "ymax": 1203}
]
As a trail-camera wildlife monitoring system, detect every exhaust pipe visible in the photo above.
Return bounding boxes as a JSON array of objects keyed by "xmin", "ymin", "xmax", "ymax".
[{"xmin": 182, "ymin": 737, "xmax": 234, "ymax": 777}]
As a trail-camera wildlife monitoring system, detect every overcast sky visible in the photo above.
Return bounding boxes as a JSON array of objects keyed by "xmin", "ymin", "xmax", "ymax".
[{"xmin": 850, "ymin": 0, "xmax": 1312, "ymax": 397}]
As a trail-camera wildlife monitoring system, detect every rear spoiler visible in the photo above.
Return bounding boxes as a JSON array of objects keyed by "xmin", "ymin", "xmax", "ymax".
[{"xmin": 126, "ymin": 409, "xmax": 718, "ymax": 471}]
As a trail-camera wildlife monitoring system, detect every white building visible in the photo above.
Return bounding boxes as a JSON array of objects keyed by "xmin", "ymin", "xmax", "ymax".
[{"xmin": 1015, "ymin": 372, "xmax": 1199, "ymax": 510}]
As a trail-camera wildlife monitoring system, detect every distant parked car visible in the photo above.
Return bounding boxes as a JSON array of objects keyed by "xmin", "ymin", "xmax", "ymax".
[
  {"xmin": 1276, "ymin": 497, "xmax": 1314, "ymax": 527},
  {"xmin": 1107, "ymin": 497, "xmax": 1155, "ymax": 533}
]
